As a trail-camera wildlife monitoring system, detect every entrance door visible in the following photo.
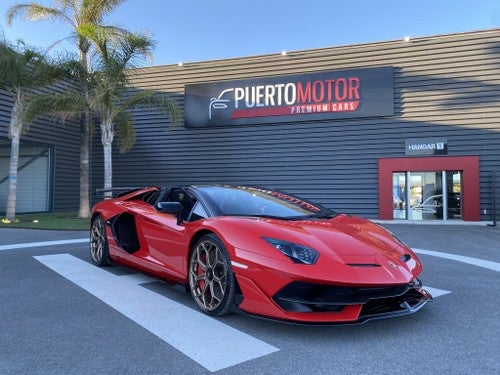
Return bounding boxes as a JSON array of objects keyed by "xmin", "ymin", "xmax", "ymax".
[
  {"xmin": 409, "ymin": 172, "xmax": 442, "ymax": 220},
  {"xmin": 380, "ymin": 157, "xmax": 478, "ymax": 221},
  {"xmin": 392, "ymin": 171, "xmax": 462, "ymax": 221}
]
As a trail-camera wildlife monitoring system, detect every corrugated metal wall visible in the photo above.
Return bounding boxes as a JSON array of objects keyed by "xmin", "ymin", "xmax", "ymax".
[
  {"xmin": 0, "ymin": 84, "xmax": 81, "ymax": 212},
  {"xmin": 92, "ymin": 30, "xmax": 500, "ymax": 220}
]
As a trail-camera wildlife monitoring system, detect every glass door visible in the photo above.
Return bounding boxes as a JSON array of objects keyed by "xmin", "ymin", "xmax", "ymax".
[
  {"xmin": 393, "ymin": 172, "xmax": 406, "ymax": 219},
  {"xmin": 392, "ymin": 170, "xmax": 462, "ymax": 221},
  {"xmin": 446, "ymin": 171, "xmax": 462, "ymax": 220},
  {"xmin": 408, "ymin": 172, "xmax": 442, "ymax": 220}
]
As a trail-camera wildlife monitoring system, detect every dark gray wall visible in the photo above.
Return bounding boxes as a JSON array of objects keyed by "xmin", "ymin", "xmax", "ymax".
[
  {"xmin": 0, "ymin": 85, "xmax": 81, "ymax": 212},
  {"xmin": 92, "ymin": 30, "xmax": 500, "ymax": 220}
]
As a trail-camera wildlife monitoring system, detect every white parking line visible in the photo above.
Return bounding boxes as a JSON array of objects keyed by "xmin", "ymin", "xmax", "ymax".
[
  {"xmin": 34, "ymin": 254, "xmax": 279, "ymax": 372},
  {"xmin": 0, "ymin": 238, "xmax": 89, "ymax": 251},
  {"xmin": 413, "ymin": 248, "xmax": 500, "ymax": 273},
  {"xmin": 423, "ymin": 286, "xmax": 451, "ymax": 298}
]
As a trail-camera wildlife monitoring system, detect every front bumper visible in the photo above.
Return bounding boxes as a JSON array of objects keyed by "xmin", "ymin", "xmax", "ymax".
[
  {"xmin": 272, "ymin": 280, "xmax": 433, "ymax": 324},
  {"xmin": 234, "ymin": 273, "xmax": 433, "ymax": 324},
  {"xmin": 231, "ymin": 246, "xmax": 431, "ymax": 324}
]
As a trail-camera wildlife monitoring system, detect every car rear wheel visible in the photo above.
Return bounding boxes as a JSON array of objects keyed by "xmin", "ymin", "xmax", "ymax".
[
  {"xmin": 90, "ymin": 215, "xmax": 110, "ymax": 266},
  {"xmin": 189, "ymin": 234, "xmax": 235, "ymax": 316}
]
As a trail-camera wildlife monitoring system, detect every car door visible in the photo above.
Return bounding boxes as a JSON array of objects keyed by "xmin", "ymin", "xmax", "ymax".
[{"xmin": 134, "ymin": 188, "xmax": 195, "ymax": 280}]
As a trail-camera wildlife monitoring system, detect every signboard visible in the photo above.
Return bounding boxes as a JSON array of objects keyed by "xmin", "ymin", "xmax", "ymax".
[
  {"xmin": 185, "ymin": 66, "xmax": 394, "ymax": 128},
  {"xmin": 405, "ymin": 138, "xmax": 448, "ymax": 156}
]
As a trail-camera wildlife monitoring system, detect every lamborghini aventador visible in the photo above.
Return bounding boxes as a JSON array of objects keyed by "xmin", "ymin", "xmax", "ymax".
[{"xmin": 90, "ymin": 185, "xmax": 432, "ymax": 324}]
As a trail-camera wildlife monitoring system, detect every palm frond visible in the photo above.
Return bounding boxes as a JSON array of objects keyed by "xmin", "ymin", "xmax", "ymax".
[
  {"xmin": 6, "ymin": 3, "xmax": 74, "ymax": 27},
  {"xmin": 115, "ymin": 111, "xmax": 136, "ymax": 153},
  {"xmin": 0, "ymin": 40, "xmax": 75, "ymax": 91},
  {"xmin": 118, "ymin": 32, "xmax": 156, "ymax": 68},
  {"xmin": 118, "ymin": 90, "xmax": 182, "ymax": 126},
  {"xmin": 45, "ymin": 35, "xmax": 76, "ymax": 54},
  {"xmin": 24, "ymin": 89, "xmax": 88, "ymax": 124},
  {"xmin": 81, "ymin": 0, "xmax": 126, "ymax": 22}
]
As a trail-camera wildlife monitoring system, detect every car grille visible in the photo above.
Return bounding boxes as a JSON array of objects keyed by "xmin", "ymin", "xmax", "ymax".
[{"xmin": 273, "ymin": 281, "xmax": 425, "ymax": 314}]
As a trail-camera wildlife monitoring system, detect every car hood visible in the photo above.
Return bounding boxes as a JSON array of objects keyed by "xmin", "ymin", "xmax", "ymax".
[
  {"xmin": 261, "ymin": 214, "xmax": 402, "ymax": 256},
  {"xmin": 209, "ymin": 214, "xmax": 421, "ymax": 283}
]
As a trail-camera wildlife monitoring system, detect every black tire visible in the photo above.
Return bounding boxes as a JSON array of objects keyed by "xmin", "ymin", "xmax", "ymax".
[
  {"xmin": 188, "ymin": 234, "xmax": 235, "ymax": 316},
  {"xmin": 90, "ymin": 215, "xmax": 110, "ymax": 266}
]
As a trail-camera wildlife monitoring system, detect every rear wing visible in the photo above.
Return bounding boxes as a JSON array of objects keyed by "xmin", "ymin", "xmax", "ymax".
[{"xmin": 95, "ymin": 186, "xmax": 149, "ymax": 198}]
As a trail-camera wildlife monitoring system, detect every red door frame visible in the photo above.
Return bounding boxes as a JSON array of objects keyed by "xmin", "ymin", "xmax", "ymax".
[{"xmin": 378, "ymin": 156, "xmax": 480, "ymax": 221}]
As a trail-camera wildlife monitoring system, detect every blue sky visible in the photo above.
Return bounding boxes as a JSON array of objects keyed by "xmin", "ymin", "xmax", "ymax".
[{"xmin": 0, "ymin": 0, "xmax": 499, "ymax": 66}]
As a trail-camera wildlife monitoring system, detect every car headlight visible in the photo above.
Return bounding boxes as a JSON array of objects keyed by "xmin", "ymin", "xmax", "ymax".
[{"xmin": 263, "ymin": 237, "xmax": 319, "ymax": 265}]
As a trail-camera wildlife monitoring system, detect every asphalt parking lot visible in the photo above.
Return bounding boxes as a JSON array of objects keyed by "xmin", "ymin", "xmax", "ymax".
[{"xmin": 1, "ymin": 224, "xmax": 499, "ymax": 374}]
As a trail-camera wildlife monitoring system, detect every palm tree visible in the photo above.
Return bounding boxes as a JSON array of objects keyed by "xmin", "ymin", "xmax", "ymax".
[
  {"xmin": 6, "ymin": 0, "xmax": 130, "ymax": 218},
  {"xmin": 26, "ymin": 33, "xmax": 181, "ymax": 198},
  {"xmin": 0, "ymin": 39, "xmax": 71, "ymax": 220}
]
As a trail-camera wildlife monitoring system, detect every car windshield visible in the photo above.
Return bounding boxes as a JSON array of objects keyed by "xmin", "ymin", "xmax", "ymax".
[{"xmin": 198, "ymin": 186, "xmax": 336, "ymax": 219}]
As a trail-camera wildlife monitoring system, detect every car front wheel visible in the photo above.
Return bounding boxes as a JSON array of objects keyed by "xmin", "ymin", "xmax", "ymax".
[
  {"xmin": 90, "ymin": 215, "xmax": 110, "ymax": 266},
  {"xmin": 189, "ymin": 234, "xmax": 235, "ymax": 316}
]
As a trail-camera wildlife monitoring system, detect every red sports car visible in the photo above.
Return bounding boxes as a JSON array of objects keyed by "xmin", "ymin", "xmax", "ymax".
[{"xmin": 90, "ymin": 185, "xmax": 432, "ymax": 324}]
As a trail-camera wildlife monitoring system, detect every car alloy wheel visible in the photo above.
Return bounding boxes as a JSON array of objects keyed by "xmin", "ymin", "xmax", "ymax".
[
  {"xmin": 189, "ymin": 234, "xmax": 235, "ymax": 316},
  {"xmin": 90, "ymin": 215, "xmax": 110, "ymax": 266}
]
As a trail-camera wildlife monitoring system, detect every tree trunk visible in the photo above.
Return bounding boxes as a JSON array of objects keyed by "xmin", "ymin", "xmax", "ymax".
[
  {"xmin": 6, "ymin": 101, "xmax": 22, "ymax": 220},
  {"xmin": 78, "ymin": 112, "xmax": 91, "ymax": 218},
  {"xmin": 103, "ymin": 142, "xmax": 112, "ymax": 199},
  {"xmin": 101, "ymin": 121, "xmax": 114, "ymax": 199},
  {"xmin": 6, "ymin": 135, "xmax": 20, "ymax": 220},
  {"xmin": 78, "ymin": 46, "xmax": 91, "ymax": 218}
]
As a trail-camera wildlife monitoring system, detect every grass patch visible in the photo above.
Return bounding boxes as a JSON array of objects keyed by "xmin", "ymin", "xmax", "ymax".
[{"xmin": 1, "ymin": 212, "xmax": 89, "ymax": 230}]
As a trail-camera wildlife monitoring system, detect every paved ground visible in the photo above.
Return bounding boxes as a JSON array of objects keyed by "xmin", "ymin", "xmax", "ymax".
[
  {"xmin": 0, "ymin": 228, "xmax": 88, "ymax": 245},
  {"xmin": 0, "ymin": 224, "xmax": 499, "ymax": 374},
  {"xmin": 382, "ymin": 224, "xmax": 500, "ymax": 263}
]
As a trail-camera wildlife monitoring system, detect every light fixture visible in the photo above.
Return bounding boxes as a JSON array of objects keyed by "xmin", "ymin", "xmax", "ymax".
[
  {"xmin": 177, "ymin": 62, "xmax": 183, "ymax": 67},
  {"xmin": 403, "ymin": 36, "xmax": 411, "ymax": 43},
  {"xmin": 281, "ymin": 50, "xmax": 287, "ymax": 57}
]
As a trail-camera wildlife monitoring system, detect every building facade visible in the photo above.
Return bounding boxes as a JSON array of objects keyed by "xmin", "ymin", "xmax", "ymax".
[
  {"xmin": 102, "ymin": 29, "xmax": 499, "ymax": 222},
  {"xmin": 1, "ymin": 29, "xmax": 499, "ymax": 222}
]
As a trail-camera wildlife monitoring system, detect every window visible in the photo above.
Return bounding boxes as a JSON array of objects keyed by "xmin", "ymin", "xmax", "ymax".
[{"xmin": 189, "ymin": 201, "xmax": 208, "ymax": 221}]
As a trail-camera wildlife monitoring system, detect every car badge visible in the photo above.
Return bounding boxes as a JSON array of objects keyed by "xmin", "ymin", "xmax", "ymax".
[{"xmin": 389, "ymin": 261, "xmax": 398, "ymax": 269}]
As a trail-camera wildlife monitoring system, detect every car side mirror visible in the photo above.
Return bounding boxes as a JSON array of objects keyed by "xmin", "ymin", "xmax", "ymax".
[{"xmin": 156, "ymin": 202, "xmax": 184, "ymax": 225}]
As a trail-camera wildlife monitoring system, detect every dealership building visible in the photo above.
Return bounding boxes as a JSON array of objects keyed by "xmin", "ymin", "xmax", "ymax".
[{"xmin": 1, "ymin": 29, "xmax": 499, "ymax": 223}]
